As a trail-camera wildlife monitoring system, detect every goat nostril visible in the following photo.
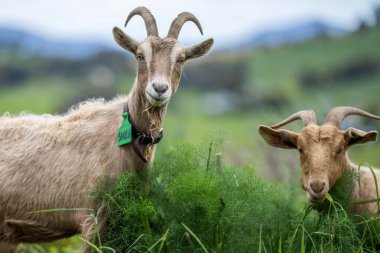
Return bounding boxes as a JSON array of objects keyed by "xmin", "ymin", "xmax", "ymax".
[
  {"xmin": 153, "ymin": 83, "xmax": 168, "ymax": 94},
  {"xmin": 310, "ymin": 181, "xmax": 325, "ymax": 194}
]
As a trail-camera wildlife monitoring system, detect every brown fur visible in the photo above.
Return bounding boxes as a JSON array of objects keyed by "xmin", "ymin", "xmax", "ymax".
[
  {"xmin": 259, "ymin": 117, "xmax": 380, "ymax": 215},
  {"xmin": 0, "ymin": 10, "xmax": 213, "ymax": 252}
]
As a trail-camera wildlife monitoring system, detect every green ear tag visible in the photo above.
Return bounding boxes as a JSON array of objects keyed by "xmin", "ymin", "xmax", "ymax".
[{"xmin": 118, "ymin": 112, "xmax": 132, "ymax": 146}]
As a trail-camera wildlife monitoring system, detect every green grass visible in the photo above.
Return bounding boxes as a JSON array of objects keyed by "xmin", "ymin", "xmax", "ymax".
[
  {"xmin": 100, "ymin": 140, "xmax": 302, "ymax": 252},
  {"xmin": 245, "ymin": 28, "xmax": 380, "ymax": 99},
  {"xmin": 0, "ymin": 78, "xmax": 74, "ymax": 114},
  {"xmin": 17, "ymin": 236, "xmax": 82, "ymax": 253},
  {"xmin": 98, "ymin": 140, "xmax": 380, "ymax": 253}
]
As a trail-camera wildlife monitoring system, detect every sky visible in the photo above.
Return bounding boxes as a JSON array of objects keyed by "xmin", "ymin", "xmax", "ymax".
[{"xmin": 1, "ymin": 0, "xmax": 380, "ymax": 48}]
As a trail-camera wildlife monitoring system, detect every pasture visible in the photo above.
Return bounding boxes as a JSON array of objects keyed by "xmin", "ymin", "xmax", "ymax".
[{"xmin": 2, "ymin": 24, "xmax": 380, "ymax": 252}]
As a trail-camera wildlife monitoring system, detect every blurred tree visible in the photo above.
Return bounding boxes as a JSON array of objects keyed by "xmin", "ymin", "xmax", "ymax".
[
  {"xmin": 182, "ymin": 60, "xmax": 246, "ymax": 91},
  {"xmin": 374, "ymin": 6, "xmax": 380, "ymax": 26},
  {"xmin": 0, "ymin": 66, "xmax": 29, "ymax": 86},
  {"xmin": 357, "ymin": 20, "xmax": 369, "ymax": 32}
]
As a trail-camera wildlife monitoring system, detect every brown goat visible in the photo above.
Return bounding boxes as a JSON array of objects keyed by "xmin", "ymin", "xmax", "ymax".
[
  {"xmin": 259, "ymin": 107, "xmax": 380, "ymax": 214},
  {"xmin": 0, "ymin": 7, "xmax": 213, "ymax": 252}
]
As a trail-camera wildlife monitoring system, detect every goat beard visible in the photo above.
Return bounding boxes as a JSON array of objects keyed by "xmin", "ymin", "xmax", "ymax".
[{"xmin": 143, "ymin": 102, "xmax": 167, "ymax": 137}]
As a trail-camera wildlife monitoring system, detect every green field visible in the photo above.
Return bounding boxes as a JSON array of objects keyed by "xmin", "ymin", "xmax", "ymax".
[{"xmin": 2, "ymin": 27, "xmax": 380, "ymax": 252}]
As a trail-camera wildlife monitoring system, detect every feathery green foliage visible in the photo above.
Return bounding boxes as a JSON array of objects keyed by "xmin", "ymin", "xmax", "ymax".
[
  {"xmin": 100, "ymin": 140, "xmax": 298, "ymax": 252},
  {"xmin": 98, "ymin": 140, "xmax": 380, "ymax": 253},
  {"xmin": 290, "ymin": 170, "xmax": 380, "ymax": 253},
  {"xmin": 293, "ymin": 171, "xmax": 360, "ymax": 253}
]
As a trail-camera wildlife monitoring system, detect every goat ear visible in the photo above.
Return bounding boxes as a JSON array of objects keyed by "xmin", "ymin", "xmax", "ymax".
[
  {"xmin": 345, "ymin": 127, "xmax": 378, "ymax": 146},
  {"xmin": 112, "ymin": 27, "xmax": 138, "ymax": 55},
  {"xmin": 185, "ymin": 38, "xmax": 214, "ymax": 60},
  {"xmin": 258, "ymin": 125, "xmax": 299, "ymax": 149}
]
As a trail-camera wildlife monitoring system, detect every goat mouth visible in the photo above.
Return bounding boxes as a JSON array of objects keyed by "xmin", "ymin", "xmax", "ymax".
[
  {"xmin": 307, "ymin": 192, "xmax": 326, "ymax": 204},
  {"xmin": 309, "ymin": 197, "xmax": 325, "ymax": 204},
  {"xmin": 146, "ymin": 93, "xmax": 169, "ymax": 107}
]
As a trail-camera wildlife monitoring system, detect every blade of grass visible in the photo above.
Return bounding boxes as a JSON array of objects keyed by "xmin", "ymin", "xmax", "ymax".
[
  {"xmin": 100, "ymin": 246, "xmax": 116, "ymax": 253},
  {"xmin": 367, "ymin": 164, "xmax": 380, "ymax": 214},
  {"xmin": 287, "ymin": 205, "xmax": 313, "ymax": 253},
  {"xmin": 90, "ymin": 213, "xmax": 102, "ymax": 248},
  {"xmin": 79, "ymin": 237, "xmax": 102, "ymax": 253},
  {"xmin": 206, "ymin": 140, "xmax": 213, "ymax": 171},
  {"xmin": 140, "ymin": 211, "xmax": 152, "ymax": 246},
  {"xmin": 301, "ymin": 225, "xmax": 306, "ymax": 253},
  {"xmin": 353, "ymin": 198, "xmax": 380, "ymax": 205},
  {"xmin": 126, "ymin": 234, "xmax": 149, "ymax": 252},
  {"xmin": 157, "ymin": 229, "xmax": 169, "ymax": 253},
  {"xmin": 263, "ymin": 240, "xmax": 268, "ymax": 253},
  {"xmin": 182, "ymin": 223, "xmax": 209, "ymax": 253},
  {"xmin": 302, "ymin": 224, "xmax": 317, "ymax": 251},
  {"xmin": 325, "ymin": 193, "xmax": 333, "ymax": 203},
  {"xmin": 145, "ymin": 236, "xmax": 165, "ymax": 253},
  {"xmin": 259, "ymin": 225, "xmax": 262, "ymax": 253}
]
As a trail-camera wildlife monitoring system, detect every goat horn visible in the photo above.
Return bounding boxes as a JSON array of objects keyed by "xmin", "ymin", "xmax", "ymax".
[
  {"xmin": 125, "ymin": 6, "xmax": 159, "ymax": 37},
  {"xmin": 271, "ymin": 110, "xmax": 317, "ymax": 129},
  {"xmin": 167, "ymin": 12, "xmax": 203, "ymax": 39},
  {"xmin": 325, "ymin": 106, "xmax": 380, "ymax": 127}
]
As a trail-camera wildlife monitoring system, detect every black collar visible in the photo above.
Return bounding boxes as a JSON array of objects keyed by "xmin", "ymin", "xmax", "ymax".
[{"xmin": 123, "ymin": 103, "xmax": 163, "ymax": 163}]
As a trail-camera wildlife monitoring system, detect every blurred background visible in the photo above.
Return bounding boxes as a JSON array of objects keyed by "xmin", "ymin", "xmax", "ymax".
[{"xmin": 1, "ymin": 0, "xmax": 380, "ymax": 250}]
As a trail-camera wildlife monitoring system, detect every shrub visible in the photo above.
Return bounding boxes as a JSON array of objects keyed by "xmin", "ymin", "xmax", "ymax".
[{"xmin": 98, "ymin": 140, "xmax": 380, "ymax": 252}]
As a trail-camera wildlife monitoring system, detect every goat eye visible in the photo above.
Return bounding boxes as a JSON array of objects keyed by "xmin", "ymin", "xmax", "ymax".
[
  {"xmin": 298, "ymin": 149, "xmax": 304, "ymax": 155},
  {"xmin": 137, "ymin": 54, "xmax": 145, "ymax": 60},
  {"xmin": 177, "ymin": 57, "xmax": 185, "ymax": 63},
  {"xmin": 336, "ymin": 149, "xmax": 344, "ymax": 155}
]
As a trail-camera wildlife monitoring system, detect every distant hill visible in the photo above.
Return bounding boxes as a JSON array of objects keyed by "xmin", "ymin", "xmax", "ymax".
[
  {"xmin": 0, "ymin": 20, "xmax": 348, "ymax": 58},
  {"xmin": 0, "ymin": 27, "xmax": 110, "ymax": 59},
  {"xmin": 237, "ymin": 20, "xmax": 347, "ymax": 50}
]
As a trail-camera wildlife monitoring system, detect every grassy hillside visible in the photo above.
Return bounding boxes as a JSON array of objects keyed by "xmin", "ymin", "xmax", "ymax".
[{"xmin": 245, "ymin": 28, "xmax": 380, "ymax": 104}]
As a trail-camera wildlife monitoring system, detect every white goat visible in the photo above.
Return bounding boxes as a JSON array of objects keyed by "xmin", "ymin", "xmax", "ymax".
[
  {"xmin": 259, "ymin": 107, "xmax": 380, "ymax": 214},
  {"xmin": 0, "ymin": 6, "xmax": 213, "ymax": 253}
]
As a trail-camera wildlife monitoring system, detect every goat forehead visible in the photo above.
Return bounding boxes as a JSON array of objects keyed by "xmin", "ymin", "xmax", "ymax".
[
  {"xmin": 139, "ymin": 38, "xmax": 179, "ymax": 60},
  {"xmin": 150, "ymin": 41, "xmax": 183, "ymax": 70},
  {"xmin": 300, "ymin": 125, "xmax": 320, "ymax": 143},
  {"xmin": 151, "ymin": 38, "xmax": 177, "ymax": 54},
  {"xmin": 301, "ymin": 125, "xmax": 342, "ymax": 143},
  {"xmin": 320, "ymin": 125, "xmax": 343, "ymax": 142}
]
